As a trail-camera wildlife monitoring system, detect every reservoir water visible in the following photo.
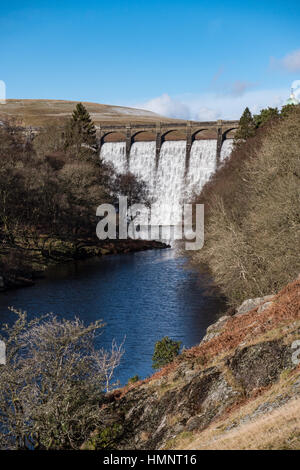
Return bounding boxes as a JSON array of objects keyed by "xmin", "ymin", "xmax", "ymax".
[{"xmin": 0, "ymin": 249, "xmax": 224, "ymax": 386}]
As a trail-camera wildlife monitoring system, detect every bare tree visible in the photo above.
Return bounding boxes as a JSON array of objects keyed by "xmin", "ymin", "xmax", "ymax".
[
  {"xmin": 0, "ymin": 308, "xmax": 124, "ymax": 450},
  {"xmin": 98, "ymin": 337, "xmax": 126, "ymax": 392}
]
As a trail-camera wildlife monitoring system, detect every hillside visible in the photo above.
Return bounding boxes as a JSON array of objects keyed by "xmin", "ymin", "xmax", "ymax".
[
  {"xmin": 0, "ymin": 99, "xmax": 181, "ymax": 127},
  {"xmin": 189, "ymin": 105, "xmax": 300, "ymax": 306},
  {"xmin": 83, "ymin": 278, "xmax": 300, "ymax": 450}
]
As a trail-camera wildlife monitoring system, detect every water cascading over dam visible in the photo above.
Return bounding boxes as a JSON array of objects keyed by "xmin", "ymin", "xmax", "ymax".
[{"xmin": 100, "ymin": 139, "xmax": 233, "ymax": 225}]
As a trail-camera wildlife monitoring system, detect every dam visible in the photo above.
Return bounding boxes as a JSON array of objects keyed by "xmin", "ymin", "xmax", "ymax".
[
  {"xmin": 99, "ymin": 119, "xmax": 238, "ymax": 225},
  {"xmin": 98, "ymin": 119, "xmax": 238, "ymax": 167}
]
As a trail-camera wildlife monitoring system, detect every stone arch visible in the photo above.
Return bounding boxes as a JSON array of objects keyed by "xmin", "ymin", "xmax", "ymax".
[
  {"xmin": 222, "ymin": 127, "xmax": 237, "ymax": 140},
  {"xmin": 131, "ymin": 130, "xmax": 156, "ymax": 142},
  {"xmin": 192, "ymin": 128, "xmax": 218, "ymax": 140},
  {"xmin": 101, "ymin": 131, "xmax": 126, "ymax": 144},
  {"xmin": 161, "ymin": 129, "xmax": 187, "ymax": 142}
]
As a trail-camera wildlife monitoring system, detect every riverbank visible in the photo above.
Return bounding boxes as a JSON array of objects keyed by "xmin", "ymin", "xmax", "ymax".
[
  {"xmin": 0, "ymin": 249, "xmax": 225, "ymax": 386},
  {"xmin": 0, "ymin": 237, "xmax": 169, "ymax": 293},
  {"xmin": 83, "ymin": 277, "xmax": 300, "ymax": 450}
]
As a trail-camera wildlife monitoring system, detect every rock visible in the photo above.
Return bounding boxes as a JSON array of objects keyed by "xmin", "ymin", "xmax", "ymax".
[
  {"xmin": 184, "ymin": 369, "xmax": 199, "ymax": 381},
  {"xmin": 236, "ymin": 295, "xmax": 274, "ymax": 315},
  {"xmin": 201, "ymin": 315, "xmax": 229, "ymax": 343},
  {"xmin": 173, "ymin": 423, "xmax": 185, "ymax": 434},
  {"xmin": 257, "ymin": 301, "xmax": 273, "ymax": 313},
  {"xmin": 227, "ymin": 339, "xmax": 292, "ymax": 395},
  {"xmin": 186, "ymin": 415, "xmax": 205, "ymax": 431}
]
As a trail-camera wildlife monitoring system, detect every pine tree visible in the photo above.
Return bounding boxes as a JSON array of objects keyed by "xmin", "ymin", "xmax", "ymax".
[
  {"xmin": 65, "ymin": 103, "xmax": 98, "ymax": 156},
  {"xmin": 71, "ymin": 103, "xmax": 97, "ymax": 146},
  {"xmin": 152, "ymin": 336, "xmax": 182, "ymax": 369},
  {"xmin": 234, "ymin": 107, "xmax": 255, "ymax": 145}
]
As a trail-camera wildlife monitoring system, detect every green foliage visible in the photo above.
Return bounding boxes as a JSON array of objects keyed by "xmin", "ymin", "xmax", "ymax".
[
  {"xmin": 63, "ymin": 103, "xmax": 98, "ymax": 159},
  {"xmin": 69, "ymin": 102, "xmax": 97, "ymax": 148},
  {"xmin": 280, "ymin": 104, "xmax": 297, "ymax": 119},
  {"xmin": 83, "ymin": 423, "xmax": 123, "ymax": 450},
  {"xmin": 234, "ymin": 107, "xmax": 255, "ymax": 144},
  {"xmin": 235, "ymin": 105, "xmax": 291, "ymax": 146},
  {"xmin": 253, "ymin": 107, "xmax": 279, "ymax": 128},
  {"xmin": 152, "ymin": 336, "xmax": 182, "ymax": 370}
]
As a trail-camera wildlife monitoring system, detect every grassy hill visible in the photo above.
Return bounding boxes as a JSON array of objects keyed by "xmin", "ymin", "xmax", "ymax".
[{"xmin": 0, "ymin": 99, "xmax": 181, "ymax": 127}]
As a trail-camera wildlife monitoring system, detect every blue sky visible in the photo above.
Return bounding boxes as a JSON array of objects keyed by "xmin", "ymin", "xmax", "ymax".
[{"xmin": 1, "ymin": 0, "xmax": 300, "ymax": 119}]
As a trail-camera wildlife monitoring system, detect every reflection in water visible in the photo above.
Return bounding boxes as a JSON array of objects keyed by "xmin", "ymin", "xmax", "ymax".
[{"xmin": 0, "ymin": 249, "xmax": 225, "ymax": 385}]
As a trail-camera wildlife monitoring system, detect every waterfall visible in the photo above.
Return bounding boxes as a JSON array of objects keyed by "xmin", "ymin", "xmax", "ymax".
[
  {"xmin": 220, "ymin": 139, "xmax": 234, "ymax": 163},
  {"xmin": 154, "ymin": 141, "xmax": 187, "ymax": 225},
  {"xmin": 185, "ymin": 140, "xmax": 217, "ymax": 198},
  {"xmin": 100, "ymin": 142, "xmax": 127, "ymax": 173},
  {"xmin": 129, "ymin": 142, "xmax": 156, "ymax": 198},
  {"xmin": 100, "ymin": 138, "xmax": 233, "ymax": 228}
]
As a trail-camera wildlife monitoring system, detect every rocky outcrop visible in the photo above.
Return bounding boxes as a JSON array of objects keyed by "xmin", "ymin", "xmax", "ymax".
[
  {"xmin": 85, "ymin": 279, "xmax": 300, "ymax": 450},
  {"xmin": 236, "ymin": 295, "xmax": 274, "ymax": 315}
]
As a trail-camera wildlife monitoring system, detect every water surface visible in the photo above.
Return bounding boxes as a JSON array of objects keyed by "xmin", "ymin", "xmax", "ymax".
[{"xmin": 0, "ymin": 249, "xmax": 224, "ymax": 385}]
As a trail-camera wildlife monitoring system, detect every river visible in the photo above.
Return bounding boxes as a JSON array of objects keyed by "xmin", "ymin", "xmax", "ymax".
[{"xmin": 0, "ymin": 248, "xmax": 224, "ymax": 385}]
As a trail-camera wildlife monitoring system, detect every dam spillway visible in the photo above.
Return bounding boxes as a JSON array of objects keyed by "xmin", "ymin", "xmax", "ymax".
[{"xmin": 100, "ymin": 139, "xmax": 233, "ymax": 225}]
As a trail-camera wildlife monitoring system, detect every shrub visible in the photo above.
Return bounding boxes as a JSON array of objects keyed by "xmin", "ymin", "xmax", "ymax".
[
  {"xmin": 0, "ymin": 309, "xmax": 124, "ymax": 450},
  {"xmin": 128, "ymin": 375, "xmax": 139, "ymax": 384},
  {"xmin": 253, "ymin": 107, "xmax": 279, "ymax": 128},
  {"xmin": 152, "ymin": 336, "xmax": 182, "ymax": 370}
]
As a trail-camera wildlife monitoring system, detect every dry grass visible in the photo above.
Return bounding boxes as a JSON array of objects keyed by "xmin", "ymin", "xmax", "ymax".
[
  {"xmin": 181, "ymin": 398, "xmax": 300, "ymax": 450},
  {"xmin": 169, "ymin": 367, "xmax": 300, "ymax": 450},
  {"xmin": 0, "ymin": 99, "xmax": 182, "ymax": 127}
]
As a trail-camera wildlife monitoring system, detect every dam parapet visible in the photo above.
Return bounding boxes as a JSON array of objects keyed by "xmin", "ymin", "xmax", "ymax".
[{"xmin": 98, "ymin": 119, "xmax": 238, "ymax": 169}]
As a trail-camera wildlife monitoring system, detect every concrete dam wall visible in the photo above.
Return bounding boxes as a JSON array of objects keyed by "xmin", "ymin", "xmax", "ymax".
[{"xmin": 99, "ymin": 119, "xmax": 237, "ymax": 225}]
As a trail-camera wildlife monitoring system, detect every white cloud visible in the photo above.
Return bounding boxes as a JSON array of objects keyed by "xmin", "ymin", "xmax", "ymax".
[
  {"xmin": 271, "ymin": 49, "xmax": 300, "ymax": 72},
  {"xmin": 139, "ymin": 93, "xmax": 190, "ymax": 120},
  {"xmin": 135, "ymin": 88, "xmax": 289, "ymax": 121}
]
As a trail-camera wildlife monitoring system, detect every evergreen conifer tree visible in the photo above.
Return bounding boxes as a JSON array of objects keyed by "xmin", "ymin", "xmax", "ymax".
[
  {"xmin": 70, "ymin": 102, "xmax": 97, "ymax": 148},
  {"xmin": 234, "ymin": 107, "xmax": 255, "ymax": 145},
  {"xmin": 152, "ymin": 336, "xmax": 182, "ymax": 369}
]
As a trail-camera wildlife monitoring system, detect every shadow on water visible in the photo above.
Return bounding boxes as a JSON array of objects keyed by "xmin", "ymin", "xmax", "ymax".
[{"xmin": 0, "ymin": 249, "xmax": 225, "ymax": 385}]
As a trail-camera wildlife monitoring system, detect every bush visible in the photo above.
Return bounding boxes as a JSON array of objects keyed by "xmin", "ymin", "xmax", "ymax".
[
  {"xmin": 0, "ymin": 309, "xmax": 124, "ymax": 449},
  {"xmin": 253, "ymin": 106, "xmax": 279, "ymax": 128},
  {"xmin": 128, "ymin": 375, "xmax": 139, "ymax": 384},
  {"xmin": 152, "ymin": 336, "xmax": 182, "ymax": 369}
]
